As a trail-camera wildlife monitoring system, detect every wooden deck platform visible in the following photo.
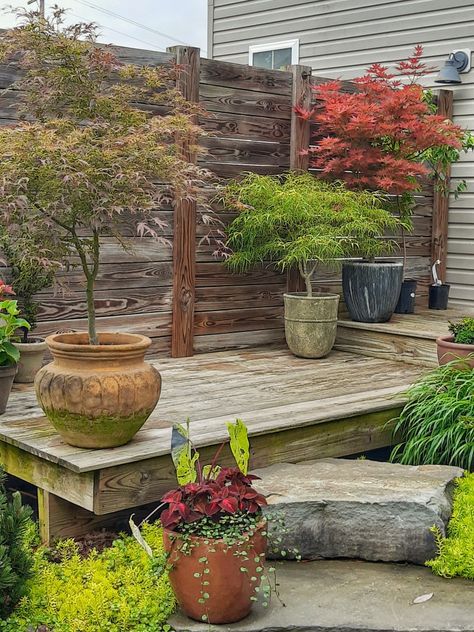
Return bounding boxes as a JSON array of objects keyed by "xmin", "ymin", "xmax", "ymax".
[{"xmin": 1, "ymin": 347, "xmax": 424, "ymax": 542}]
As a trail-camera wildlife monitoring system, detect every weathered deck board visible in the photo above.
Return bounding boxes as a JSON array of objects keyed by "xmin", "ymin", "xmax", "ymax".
[{"xmin": 2, "ymin": 348, "xmax": 423, "ymax": 475}]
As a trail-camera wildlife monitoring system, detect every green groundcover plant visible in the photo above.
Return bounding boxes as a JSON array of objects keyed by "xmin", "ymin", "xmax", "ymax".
[
  {"xmin": 1, "ymin": 524, "xmax": 175, "ymax": 632},
  {"xmin": 428, "ymin": 473, "xmax": 474, "ymax": 580},
  {"xmin": 390, "ymin": 361, "xmax": 474, "ymax": 470}
]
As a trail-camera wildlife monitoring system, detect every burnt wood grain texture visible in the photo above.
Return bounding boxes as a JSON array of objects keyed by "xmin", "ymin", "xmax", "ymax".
[{"xmin": 432, "ymin": 90, "xmax": 454, "ymax": 280}]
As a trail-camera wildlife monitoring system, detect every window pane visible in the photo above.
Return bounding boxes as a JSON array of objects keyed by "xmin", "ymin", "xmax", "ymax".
[
  {"xmin": 273, "ymin": 48, "xmax": 292, "ymax": 70},
  {"xmin": 253, "ymin": 50, "xmax": 273, "ymax": 69}
]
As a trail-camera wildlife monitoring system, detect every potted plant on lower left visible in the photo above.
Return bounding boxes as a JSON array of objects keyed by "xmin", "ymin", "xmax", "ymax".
[
  {"xmin": 132, "ymin": 420, "xmax": 268, "ymax": 625},
  {"xmin": 0, "ymin": 283, "xmax": 31, "ymax": 414}
]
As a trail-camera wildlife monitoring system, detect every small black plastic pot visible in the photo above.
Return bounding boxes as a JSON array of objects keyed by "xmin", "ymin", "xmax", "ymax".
[
  {"xmin": 395, "ymin": 279, "xmax": 417, "ymax": 314},
  {"xmin": 429, "ymin": 284, "xmax": 450, "ymax": 310}
]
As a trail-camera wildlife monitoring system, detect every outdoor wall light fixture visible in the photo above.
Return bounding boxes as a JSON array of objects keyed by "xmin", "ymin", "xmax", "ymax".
[{"xmin": 435, "ymin": 50, "xmax": 471, "ymax": 84}]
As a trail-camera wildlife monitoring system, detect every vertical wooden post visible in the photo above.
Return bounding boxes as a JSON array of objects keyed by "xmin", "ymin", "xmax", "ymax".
[
  {"xmin": 288, "ymin": 64, "xmax": 313, "ymax": 293},
  {"xmin": 431, "ymin": 89, "xmax": 454, "ymax": 281},
  {"xmin": 168, "ymin": 46, "xmax": 200, "ymax": 357}
]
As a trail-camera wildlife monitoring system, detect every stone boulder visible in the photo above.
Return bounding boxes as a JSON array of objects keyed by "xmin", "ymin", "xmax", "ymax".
[{"xmin": 253, "ymin": 458, "xmax": 463, "ymax": 564}]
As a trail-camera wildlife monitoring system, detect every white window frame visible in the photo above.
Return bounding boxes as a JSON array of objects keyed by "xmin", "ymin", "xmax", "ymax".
[{"xmin": 249, "ymin": 39, "xmax": 299, "ymax": 68}]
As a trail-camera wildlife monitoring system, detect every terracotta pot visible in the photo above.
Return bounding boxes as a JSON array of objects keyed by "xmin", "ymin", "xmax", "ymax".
[
  {"xmin": 13, "ymin": 337, "xmax": 48, "ymax": 383},
  {"xmin": 35, "ymin": 332, "xmax": 161, "ymax": 448},
  {"xmin": 0, "ymin": 364, "xmax": 17, "ymax": 415},
  {"xmin": 163, "ymin": 520, "xmax": 267, "ymax": 624},
  {"xmin": 436, "ymin": 334, "xmax": 474, "ymax": 369}
]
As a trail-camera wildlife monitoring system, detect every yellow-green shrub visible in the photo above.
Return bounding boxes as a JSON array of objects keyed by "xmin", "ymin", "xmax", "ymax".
[
  {"xmin": 428, "ymin": 473, "xmax": 474, "ymax": 580},
  {"xmin": 0, "ymin": 523, "xmax": 175, "ymax": 632}
]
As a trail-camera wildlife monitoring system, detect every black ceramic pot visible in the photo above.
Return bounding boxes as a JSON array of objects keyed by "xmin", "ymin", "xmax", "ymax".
[
  {"xmin": 429, "ymin": 284, "xmax": 450, "ymax": 310},
  {"xmin": 395, "ymin": 279, "xmax": 417, "ymax": 314},
  {"xmin": 342, "ymin": 261, "xmax": 403, "ymax": 323}
]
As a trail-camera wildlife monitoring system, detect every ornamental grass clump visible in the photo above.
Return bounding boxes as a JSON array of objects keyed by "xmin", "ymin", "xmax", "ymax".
[
  {"xmin": 222, "ymin": 172, "xmax": 400, "ymax": 296},
  {"xmin": 390, "ymin": 361, "xmax": 474, "ymax": 470},
  {"xmin": 0, "ymin": 7, "xmax": 211, "ymax": 345},
  {"xmin": 428, "ymin": 473, "xmax": 474, "ymax": 580}
]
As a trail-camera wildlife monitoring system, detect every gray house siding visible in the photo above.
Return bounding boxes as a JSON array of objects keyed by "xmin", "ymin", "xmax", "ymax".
[{"xmin": 208, "ymin": 0, "xmax": 474, "ymax": 308}]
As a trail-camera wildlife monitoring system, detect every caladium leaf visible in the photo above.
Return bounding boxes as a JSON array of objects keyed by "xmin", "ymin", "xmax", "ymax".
[
  {"xmin": 171, "ymin": 420, "xmax": 199, "ymax": 485},
  {"xmin": 227, "ymin": 418, "xmax": 250, "ymax": 475}
]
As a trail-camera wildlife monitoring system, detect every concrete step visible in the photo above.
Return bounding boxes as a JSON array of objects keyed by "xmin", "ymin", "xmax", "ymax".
[
  {"xmin": 254, "ymin": 458, "xmax": 462, "ymax": 564},
  {"xmin": 171, "ymin": 559, "xmax": 474, "ymax": 632},
  {"xmin": 334, "ymin": 308, "xmax": 467, "ymax": 367}
]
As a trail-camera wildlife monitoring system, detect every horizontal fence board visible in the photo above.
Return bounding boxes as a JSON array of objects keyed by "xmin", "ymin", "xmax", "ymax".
[
  {"xmin": 200, "ymin": 58, "xmax": 292, "ymax": 96},
  {"xmin": 37, "ymin": 287, "xmax": 173, "ymax": 323},
  {"xmin": 194, "ymin": 329, "xmax": 285, "ymax": 353},
  {"xmin": 194, "ymin": 306, "xmax": 283, "ymax": 336},
  {"xmin": 195, "ymin": 284, "xmax": 285, "ymax": 311},
  {"xmin": 201, "ymin": 136, "xmax": 290, "ymax": 167},
  {"xmin": 199, "ymin": 83, "xmax": 291, "ymax": 119},
  {"xmin": 200, "ymin": 110, "xmax": 291, "ymax": 142}
]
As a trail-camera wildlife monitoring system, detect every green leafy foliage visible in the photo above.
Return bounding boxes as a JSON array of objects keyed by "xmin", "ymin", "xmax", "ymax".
[
  {"xmin": 222, "ymin": 173, "xmax": 401, "ymax": 296},
  {"xmin": 0, "ymin": 523, "xmax": 175, "ymax": 632},
  {"xmin": 227, "ymin": 418, "xmax": 250, "ymax": 475},
  {"xmin": 449, "ymin": 318, "xmax": 474, "ymax": 345},
  {"xmin": 0, "ymin": 471, "xmax": 35, "ymax": 618},
  {"xmin": 171, "ymin": 420, "xmax": 199, "ymax": 486},
  {"xmin": 428, "ymin": 473, "xmax": 474, "ymax": 580},
  {"xmin": 0, "ymin": 300, "xmax": 31, "ymax": 366},
  {"xmin": 391, "ymin": 362, "xmax": 474, "ymax": 470}
]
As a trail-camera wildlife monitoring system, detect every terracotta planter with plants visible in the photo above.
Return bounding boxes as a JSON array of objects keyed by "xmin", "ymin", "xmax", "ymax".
[
  {"xmin": 284, "ymin": 292, "xmax": 339, "ymax": 358},
  {"xmin": 13, "ymin": 338, "xmax": 47, "ymax": 383},
  {"xmin": 164, "ymin": 522, "xmax": 267, "ymax": 624},
  {"xmin": 35, "ymin": 332, "xmax": 161, "ymax": 448},
  {"xmin": 436, "ymin": 335, "xmax": 474, "ymax": 368},
  {"xmin": 436, "ymin": 318, "xmax": 474, "ymax": 368}
]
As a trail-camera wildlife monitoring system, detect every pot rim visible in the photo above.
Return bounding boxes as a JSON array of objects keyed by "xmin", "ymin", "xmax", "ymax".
[
  {"xmin": 0, "ymin": 363, "xmax": 18, "ymax": 375},
  {"xmin": 343, "ymin": 260, "xmax": 403, "ymax": 267},
  {"xmin": 436, "ymin": 334, "xmax": 474, "ymax": 351},
  {"xmin": 13, "ymin": 337, "xmax": 47, "ymax": 348},
  {"xmin": 45, "ymin": 331, "xmax": 152, "ymax": 355},
  {"xmin": 164, "ymin": 518, "xmax": 267, "ymax": 545},
  {"xmin": 284, "ymin": 292, "xmax": 340, "ymax": 301}
]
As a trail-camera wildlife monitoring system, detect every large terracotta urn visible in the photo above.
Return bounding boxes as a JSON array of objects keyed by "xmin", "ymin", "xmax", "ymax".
[
  {"xmin": 35, "ymin": 332, "xmax": 161, "ymax": 449},
  {"xmin": 163, "ymin": 521, "xmax": 267, "ymax": 624}
]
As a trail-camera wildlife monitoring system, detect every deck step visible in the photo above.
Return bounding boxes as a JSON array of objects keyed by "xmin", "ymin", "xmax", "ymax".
[
  {"xmin": 254, "ymin": 458, "xmax": 462, "ymax": 565},
  {"xmin": 334, "ymin": 308, "xmax": 465, "ymax": 366},
  {"xmin": 171, "ymin": 559, "xmax": 474, "ymax": 632}
]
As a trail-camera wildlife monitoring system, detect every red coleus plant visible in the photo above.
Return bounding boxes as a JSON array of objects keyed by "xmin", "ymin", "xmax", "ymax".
[
  {"xmin": 297, "ymin": 46, "xmax": 464, "ymax": 194},
  {"xmin": 160, "ymin": 420, "xmax": 267, "ymax": 531},
  {"xmin": 161, "ymin": 467, "xmax": 267, "ymax": 531},
  {"xmin": 0, "ymin": 280, "xmax": 15, "ymax": 299}
]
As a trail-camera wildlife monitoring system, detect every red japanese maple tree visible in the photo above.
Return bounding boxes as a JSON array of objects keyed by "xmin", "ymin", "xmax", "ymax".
[{"xmin": 297, "ymin": 46, "xmax": 464, "ymax": 195}]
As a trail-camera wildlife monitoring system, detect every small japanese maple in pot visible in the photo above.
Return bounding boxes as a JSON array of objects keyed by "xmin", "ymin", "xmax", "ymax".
[{"xmin": 160, "ymin": 421, "xmax": 267, "ymax": 624}]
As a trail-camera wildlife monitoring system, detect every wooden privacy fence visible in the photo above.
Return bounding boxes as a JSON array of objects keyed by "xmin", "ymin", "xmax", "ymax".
[{"xmin": 0, "ymin": 44, "xmax": 451, "ymax": 358}]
